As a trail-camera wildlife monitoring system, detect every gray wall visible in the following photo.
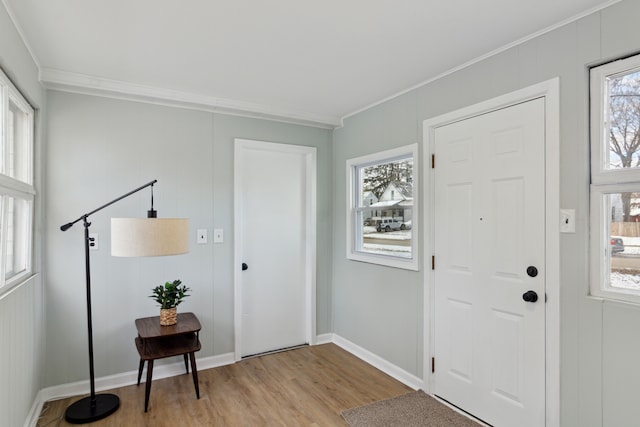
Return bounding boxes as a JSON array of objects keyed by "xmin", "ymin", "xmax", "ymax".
[
  {"xmin": 6, "ymin": 0, "xmax": 640, "ymax": 425},
  {"xmin": 333, "ymin": 91, "xmax": 422, "ymax": 376},
  {"xmin": 332, "ymin": 1, "xmax": 640, "ymax": 426},
  {"xmin": 45, "ymin": 91, "xmax": 333, "ymax": 386},
  {"xmin": 0, "ymin": 3, "xmax": 46, "ymax": 427}
]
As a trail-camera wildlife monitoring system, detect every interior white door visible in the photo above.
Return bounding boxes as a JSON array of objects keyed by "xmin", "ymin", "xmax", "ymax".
[
  {"xmin": 234, "ymin": 139, "xmax": 315, "ymax": 358},
  {"xmin": 433, "ymin": 98, "xmax": 546, "ymax": 426}
]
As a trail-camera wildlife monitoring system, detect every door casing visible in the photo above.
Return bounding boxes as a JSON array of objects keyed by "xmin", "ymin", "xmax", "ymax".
[
  {"xmin": 422, "ymin": 78, "xmax": 560, "ymax": 427},
  {"xmin": 233, "ymin": 138, "xmax": 317, "ymax": 361}
]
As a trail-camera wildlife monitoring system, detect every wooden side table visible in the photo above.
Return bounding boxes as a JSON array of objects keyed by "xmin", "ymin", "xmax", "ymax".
[{"xmin": 134, "ymin": 312, "xmax": 202, "ymax": 412}]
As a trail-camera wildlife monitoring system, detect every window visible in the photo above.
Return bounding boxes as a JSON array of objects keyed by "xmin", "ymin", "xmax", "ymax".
[
  {"xmin": 346, "ymin": 144, "xmax": 418, "ymax": 270},
  {"xmin": 0, "ymin": 69, "xmax": 34, "ymax": 291},
  {"xmin": 590, "ymin": 54, "xmax": 640, "ymax": 302}
]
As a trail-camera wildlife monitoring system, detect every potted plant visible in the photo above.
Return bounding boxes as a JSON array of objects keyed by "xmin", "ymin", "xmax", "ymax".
[{"xmin": 149, "ymin": 279, "xmax": 191, "ymax": 326}]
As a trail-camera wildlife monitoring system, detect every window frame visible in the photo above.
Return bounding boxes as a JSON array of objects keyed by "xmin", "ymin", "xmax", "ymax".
[
  {"xmin": 0, "ymin": 69, "xmax": 35, "ymax": 292},
  {"xmin": 346, "ymin": 144, "xmax": 419, "ymax": 271},
  {"xmin": 590, "ymin": 53, "xmax": 640, "ymax": 303}
]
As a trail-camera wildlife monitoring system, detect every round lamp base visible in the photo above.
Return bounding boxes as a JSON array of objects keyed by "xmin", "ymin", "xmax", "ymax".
[{"xmin": 65, "ymin": 393, "xmax": 120, "ymax": 424}]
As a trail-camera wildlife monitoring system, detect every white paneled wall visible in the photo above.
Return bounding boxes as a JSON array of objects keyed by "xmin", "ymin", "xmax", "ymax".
[{"xmin": 0, "ymin": 276, "xmax": 43, "ymax": 427}]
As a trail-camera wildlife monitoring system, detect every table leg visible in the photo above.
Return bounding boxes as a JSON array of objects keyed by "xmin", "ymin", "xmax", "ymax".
[
  {"xmin": 137, "ymin": 359, "xmax": 145, "ymax": 385},
  {"xmin": 144, "ymin": 359, "xmax": 154, "ymax": 412},
  {"xmin": 189, "ymin": 352, "xmax": 200, "ymax": 399},
  {"xmin": 183, "ymin": 353, "xmax": 189, "ymax": 374}
]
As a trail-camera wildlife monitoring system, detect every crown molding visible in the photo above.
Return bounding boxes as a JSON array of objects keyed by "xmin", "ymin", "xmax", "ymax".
[
  {"xmin": 39, "ymin": 68, "xmax": 341, "ymax": 129},
  {"xmin": 1, "ymin": 0, "xmax": 41, "ymax": 69},
  {"xmin": 342, "ymin": 0, "xmax": 623, "ymax": 121}
]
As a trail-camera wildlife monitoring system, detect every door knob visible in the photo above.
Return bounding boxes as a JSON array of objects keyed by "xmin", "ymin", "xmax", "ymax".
[
  {"xmin": 242, "ymin": 263, "xmax": 248, "ymax": 271},
  {"xmin": 526, "ymin": 266, "xmax": 538, "ymax": 277},
  {"xmin": 522, "ymin": 290, "xmax": 538, "ymax": 303}
]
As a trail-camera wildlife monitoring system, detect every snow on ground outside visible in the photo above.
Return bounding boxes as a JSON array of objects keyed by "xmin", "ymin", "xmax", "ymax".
[
  {"xmin": 609, "ymin": 236, "xmax": 640, "ymax": 290},
  {"xmin": 611, "ymin": 272, "xmax": 640, "ymax": 290},
  {"xmin": 362, "ymin": 244, "xmax": 412, "ymax": 258},
  {"xmin": 363, "ymin": 227, "xmax": 411, "ymax": 240},
  {"xmin": 359, "ymin": 233, "xmax": 640, "ymax": 288},
  {"xmin": 362, "ymin": 227, "xmax": 412, "ymax": 257}
]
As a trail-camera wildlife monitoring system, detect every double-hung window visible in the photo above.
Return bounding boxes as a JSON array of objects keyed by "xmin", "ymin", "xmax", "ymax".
[
  {"xmin": 590, "ymin": 54, "xmax": 640, "ymax": 302},
  {"xmin": 0, "ymin": 69, "xmax": 34, "ymax": 291},
  {"xmin": 346, "ymin": 144, "xmax": 418, "ymax": 270}
]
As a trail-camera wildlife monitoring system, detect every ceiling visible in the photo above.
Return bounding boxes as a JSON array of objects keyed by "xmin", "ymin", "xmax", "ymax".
[{"xmin": 3, "ymin": 0, "xmax": 617, "ymax": 127}]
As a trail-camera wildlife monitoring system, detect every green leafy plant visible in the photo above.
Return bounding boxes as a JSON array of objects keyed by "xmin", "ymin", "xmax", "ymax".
[{"xmin": 149, "ymin": 279, "xmax": 191, "ymax": 309}]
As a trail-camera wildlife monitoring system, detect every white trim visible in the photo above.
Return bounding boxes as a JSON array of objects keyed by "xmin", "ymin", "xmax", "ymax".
[
  {"xmin": 0, "ymin": 67, "xmax": 35, "ymax": 294},
  {"xmin": 23, "ymin": 335, "xmax": 427, "ymax": 427},
  {"xmin": 39, "ymin": 68, "xmax": 340, "ymax": 129},
  {"xmin": 314, "ymin": 333, "xmax": 335, "ymax": 345},
  {"xmin": 233, "ymin": 139, "xmax": 317, "ymax": 361},
  {"xmin": 589, "ymin": 184, "xmax": 640, "ymax": 304},
  {"xmin": 590, "ymin": 54, "xmax": 640, "ymax": 185},
  {"xmin": 589, "ymin": 54, "xmax": 640, "ymax": 303},
  {"xmin": 23, "ymin": 351, "xmax": 235, "ymax": 427},
  {"xmin": 0, "ymin": 0, "xmax": 42, "ymax": 69},
  {"xmin": 2, "ymin": 0, "xmax": 620, "ymax": 130},
  {"xmin": 422, "ymin": 78, "xmax": 561, "ymax": 427},
  {"xmin": 0, "ymin": 272, "xmax": 36, "ymax": 301},
  {"xmin": 306, "ymin": 149, "xmax": 318, "ymax": 346},
  {"xmin": 342, "ymin": 1, "xmax": 621, "ymax": 121},
  {"xmin": 332, "ymin": 334, "xmax": 425, "ymax": 391},
  {"xmin": 345, "ymin": 144, "xmax": 419, "ymax": 271}
]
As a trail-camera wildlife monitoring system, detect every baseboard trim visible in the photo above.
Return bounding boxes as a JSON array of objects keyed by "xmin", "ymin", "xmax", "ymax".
[
  {"xmin": 25, "ymin": 335, "xmax": 423, "ymax": 426},
  {"xmin": 314, "ymin": 333, "xmax": 334, "ymax": 345},
  {"xmin": 332, "ymin": 334, "xmax": 425, "ymax": 391},
  {"xmin": 24, "ymin": 352, "xmax": 235, "ymax": 427}
]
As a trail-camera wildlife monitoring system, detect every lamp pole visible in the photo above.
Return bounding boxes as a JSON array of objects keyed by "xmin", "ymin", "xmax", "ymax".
[{"xmin": 61, "ymin": 180, "xmax": 158, "ymax": 424}]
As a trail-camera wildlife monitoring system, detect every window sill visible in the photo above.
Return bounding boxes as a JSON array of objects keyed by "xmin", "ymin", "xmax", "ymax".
[
  {"xmin": 0, "ymin": 272, "xmax": 39, "ymax": 301},
  {"xmin": 348, "ymin": 252, "xmax": 419, "ymax": 271}
]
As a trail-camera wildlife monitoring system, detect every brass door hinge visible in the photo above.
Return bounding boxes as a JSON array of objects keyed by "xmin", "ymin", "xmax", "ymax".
[
  {"xmin": 431, "ymin": 357, "xmax": 435, "ymax": 373},
  {"xmin": 431, "ymin": 255, "xmax": 435, "ymax": 270},
  {"xmin": 431, "ymin": 154, "xmax": 435, "ymax": 169}
]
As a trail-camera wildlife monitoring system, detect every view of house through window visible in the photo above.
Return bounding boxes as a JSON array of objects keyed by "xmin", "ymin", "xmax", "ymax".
[
  {"xmin": 347, "ymin": 144, "xmax": 418, "ymax": 270},
  {"xmin": 358, "ymin": 156, "xmax": 413, "ymax": 258},
  {"xmin": 591, "ymin": 54, "xmax": 640, "ymax": 300}
]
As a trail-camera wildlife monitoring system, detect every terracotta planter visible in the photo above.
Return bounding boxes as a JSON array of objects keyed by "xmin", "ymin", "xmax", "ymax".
[{"xmin": 160, "ymin": 307, "xmax": 177, "ymax": 326}]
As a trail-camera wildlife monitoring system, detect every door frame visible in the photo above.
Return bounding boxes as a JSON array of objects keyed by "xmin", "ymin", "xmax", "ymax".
[
  {"xmin": 233, "ymin": 138, "xmax": 317, "ymax": 361},
  {"xmin": 422, "ymin": 78, "xmax": 560, "ymax": 426}
]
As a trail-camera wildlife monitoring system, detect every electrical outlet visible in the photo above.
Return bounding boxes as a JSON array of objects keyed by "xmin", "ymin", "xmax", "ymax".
[
  {"xmin": 197, "ymin": 229, "xmax": 207, "ymax": 244},
  {"xmin": 89, "ymin": 233, "xmax": 99, "ymax": 250},
  {"xmin": 214, "ymin": 229, "xmax": 223, "ymax": 243}
]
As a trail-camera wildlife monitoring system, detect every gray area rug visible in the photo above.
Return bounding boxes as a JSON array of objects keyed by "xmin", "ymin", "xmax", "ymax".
[{"xmin": 341, "ymin": 390, "xmax": 481, "ymax": 427}]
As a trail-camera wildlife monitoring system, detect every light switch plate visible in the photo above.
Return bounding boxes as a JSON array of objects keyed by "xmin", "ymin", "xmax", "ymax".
[
  {"xmin": 197, "ymin": 229, "xmax": 207, "ymax": 244},
  {"xmin": 560, "ymin": 209, "xmax": 576, "ymax": 233},
  {"xmin": 214, "ymin": 229, "xmax": 223, "ymax": 243}
]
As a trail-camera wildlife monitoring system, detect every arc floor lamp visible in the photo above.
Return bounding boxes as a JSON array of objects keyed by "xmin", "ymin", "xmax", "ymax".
[{"xmin": 60, "ymin": 179, "xmax": 189, "ymax": 424}]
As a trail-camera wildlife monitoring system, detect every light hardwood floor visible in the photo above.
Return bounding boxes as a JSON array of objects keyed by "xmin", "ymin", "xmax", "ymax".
[{"xmin": 37, "ymin": 343, "xmax": 414, "ymax": 426}]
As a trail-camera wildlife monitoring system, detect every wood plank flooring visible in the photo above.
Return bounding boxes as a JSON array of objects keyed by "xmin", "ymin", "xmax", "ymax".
[{"xmin": 36, "ymin": 343, "xmax": 414, "ymax": 426}]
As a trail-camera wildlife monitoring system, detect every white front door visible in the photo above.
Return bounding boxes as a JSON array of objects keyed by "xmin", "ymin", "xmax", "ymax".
[
  {"xmin": 433, "ymin": 98, "xmax": 546, "ymax": 426},
  {"xmin": 234, "ymin": 139, "xmax": 316, "ymax": 359}
]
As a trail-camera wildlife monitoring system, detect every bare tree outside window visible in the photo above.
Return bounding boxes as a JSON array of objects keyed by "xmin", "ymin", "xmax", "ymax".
[
  {"xmin": 362, "ymin": 160, "xmax": 413, "ymax": 199},
  {"xmin": 609, "ymin": 72, "xmax": 640, "ymax": 169},
  {"xmin": 604, "ymin": 69, "xmax": 640, "ymax": 291},
  {"xmin": 347, "ymin": 144, "xmax": 418, "ymax": 270},
  {"xmin": 608, "ymin": 71, "xmax": 640, "ymax": 221},
  {"xmin": 358, "ymin": 157, "xmax": 413, "ymax": 258}
]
